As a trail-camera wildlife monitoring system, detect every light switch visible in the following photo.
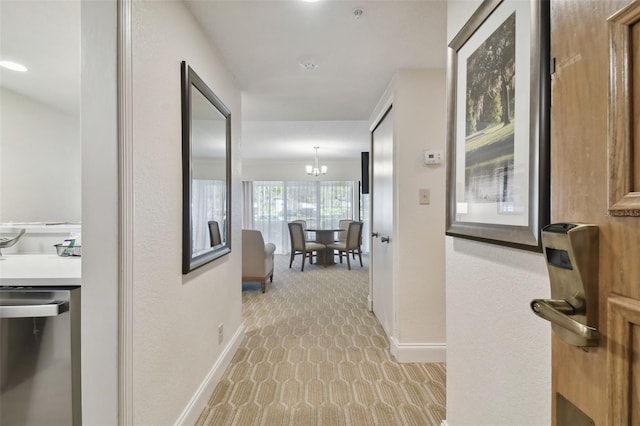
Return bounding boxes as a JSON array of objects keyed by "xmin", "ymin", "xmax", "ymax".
[{"xmin": 419, "ymin": 188, "xmax": 430, "ymax": 205}]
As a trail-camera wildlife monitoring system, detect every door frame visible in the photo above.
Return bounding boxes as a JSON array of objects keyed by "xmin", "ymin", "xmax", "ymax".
[
  {"xmin": 368, "ymin": 84, "xmax": 394, "ymax": 312},
  {"xmin": 368, "ymin": 103, "xmax": 395, "ymax": 346},
  {"xmin": 117, "ymin": 0, "xmax": 134, "ymax": 423}
]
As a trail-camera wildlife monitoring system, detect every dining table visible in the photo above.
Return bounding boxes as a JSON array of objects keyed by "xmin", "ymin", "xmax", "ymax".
[{"xmin": 306, "ymin": 228, "xmax": 344, "ymax": 266}]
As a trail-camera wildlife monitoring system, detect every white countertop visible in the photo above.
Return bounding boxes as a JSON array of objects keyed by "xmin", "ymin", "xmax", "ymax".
[
  {"xmin": 1, "ymin": 222, "xmax": 81, "ymax": 233},
  {"xmin": 0, "ymin": 254, "xmax": 81, "ymax": 287}
]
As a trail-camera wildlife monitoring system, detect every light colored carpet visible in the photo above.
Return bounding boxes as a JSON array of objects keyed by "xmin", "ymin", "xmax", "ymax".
[{"xmin": 196, "ymin": 254, "xmax": 446, "ymax": 425}]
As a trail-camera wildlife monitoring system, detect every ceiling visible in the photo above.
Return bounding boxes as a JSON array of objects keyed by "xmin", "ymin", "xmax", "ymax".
[
  {"xmin": 186, "ymin": 0, "xmax": 447, "ymax": 160},
  {"xmin": 186, "ymin": 0, "xmax": 447, "ymax": 122},
  {"xmin": 0, "ymin": 1, "xmax": 80, "ymax": 115},
  {"xmin": 0, "ymin": 0, "xmax": 447, "ymax": 161}
]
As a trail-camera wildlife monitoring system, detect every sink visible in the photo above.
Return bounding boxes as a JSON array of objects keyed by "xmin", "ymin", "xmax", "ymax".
[{"xmin": 0, "ymin": 228, "xmax": 25, "ymax": 255}]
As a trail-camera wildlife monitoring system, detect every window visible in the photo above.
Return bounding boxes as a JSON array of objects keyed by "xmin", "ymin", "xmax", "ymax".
[{"xmin": 248, "ymin": 181, "xmax": 357, "ymax": 253}]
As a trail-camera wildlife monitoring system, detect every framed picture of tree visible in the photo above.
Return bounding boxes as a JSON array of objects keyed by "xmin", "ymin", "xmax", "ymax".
[{"xmin": 445, "ymin": 0, "xmax": 550, "ymax": 252}]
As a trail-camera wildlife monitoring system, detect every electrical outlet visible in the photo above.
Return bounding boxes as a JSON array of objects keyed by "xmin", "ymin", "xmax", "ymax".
[{"xmin": 218, "ymin": 323, "xmax": 224, "ymax": 344}]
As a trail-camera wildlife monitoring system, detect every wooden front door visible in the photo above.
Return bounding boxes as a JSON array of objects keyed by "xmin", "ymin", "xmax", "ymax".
[{"xmin": 551, "ymin": 0, "xmax": 640, "ymax": 424}]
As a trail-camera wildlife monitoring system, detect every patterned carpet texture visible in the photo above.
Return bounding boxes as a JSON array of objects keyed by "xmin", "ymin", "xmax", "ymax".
[{"xmin": 196, "ymin": 254, "xmax": 446, "ymax": 425}]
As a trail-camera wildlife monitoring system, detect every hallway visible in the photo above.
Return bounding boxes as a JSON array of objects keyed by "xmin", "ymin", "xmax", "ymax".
[{"xmin": 197, "ymin": 254, "xmax": 446, "ymax": 425}]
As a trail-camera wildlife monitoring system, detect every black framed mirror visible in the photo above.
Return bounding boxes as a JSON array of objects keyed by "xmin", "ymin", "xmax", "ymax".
[{"xmin": 181, "ymin": 61, "xmax": 231, "ymax": 273}]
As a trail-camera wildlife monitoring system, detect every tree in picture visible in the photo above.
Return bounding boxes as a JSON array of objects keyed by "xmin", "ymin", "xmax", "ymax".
[{"xmin": 464, "ymin": 12, "xmax": 516, "ymax": 210}]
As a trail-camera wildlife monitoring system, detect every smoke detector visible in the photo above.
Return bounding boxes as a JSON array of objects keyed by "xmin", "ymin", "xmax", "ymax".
[{"xmin": 299, "ymin": 61, "xmax": 318, "ymax": 71}]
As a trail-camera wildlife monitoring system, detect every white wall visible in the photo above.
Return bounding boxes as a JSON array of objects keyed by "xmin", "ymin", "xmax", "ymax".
[
  {"xmin": 131, "ymin": 1, "xmax": 243, "ymax": 424},
  {"xmin": 0, "ymin": 88, "xmax": 81, "ymax": 223},
  {"xmin": 242, "ymin": 158, "xmax": 361, "ymax": 182},
  {"xmin": 395, "ymin": 70, "xmax": 447, "ymax": 346},
  {"xmin": 80, "ymin": 0, "xmax": 118, "ymax": 423},
  {"xmin": 193, "ymin": 157, "xmax": 226, "ymax": 180},
  {"xmin": 445, "ymin": 1, "xmax": 551, "ymax": 425},
  {"xmin": 369, "ymin": 69, "xmax": 447, "ymax": 362}
]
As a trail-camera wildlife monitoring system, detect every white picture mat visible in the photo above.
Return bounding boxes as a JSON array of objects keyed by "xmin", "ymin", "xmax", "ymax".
[{"xmin": 454, "ymin": 0, "xmax": 532, "ymax": 226}]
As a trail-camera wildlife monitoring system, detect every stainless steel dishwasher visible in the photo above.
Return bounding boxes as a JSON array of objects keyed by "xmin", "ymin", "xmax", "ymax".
[{"xmin": 0, "ymin": 287, "xmax": 81, "ymax": 425}]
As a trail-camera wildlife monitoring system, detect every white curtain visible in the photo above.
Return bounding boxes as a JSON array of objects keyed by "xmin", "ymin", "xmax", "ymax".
[
  {"xmin": 359, "ymin": 192, "xmax": 370, "ymax": 253},
  {"xmin": 246, "ymin": 181, "xmax": 360, "ymax": 254},
  {"xmin": 192, "ymin": 179, "xmax": 226, "ymax": 254},
  {"xmin": 251, "ymin": 181, "xmax": 289, "ymax": 253},
  {"xmin": 242, "ymin": 181, "xmax": 254, "ymax": 229},
  {"xmin": 318, "ymin": 181, "xmax": 354, "ymax": 228}
]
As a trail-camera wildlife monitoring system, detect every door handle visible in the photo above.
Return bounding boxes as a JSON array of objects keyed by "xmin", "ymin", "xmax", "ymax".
[
  {"xmin": 380, "ymin": 236, "xmax": 390, "ymax": 243},
  {"xmin": 530, "ymin": 299, "xmax": 599, "ymax": 345},
  {"xmin": 0, "ymin": 301, "xmax": 69, "ymax": 318},
  {"xmin": 371, "ymin": 232, "xmax": 379, "ymax": 238},
  {"xmin": 535, "ymin": 223, "xmax": 599, "ymax": 347}
]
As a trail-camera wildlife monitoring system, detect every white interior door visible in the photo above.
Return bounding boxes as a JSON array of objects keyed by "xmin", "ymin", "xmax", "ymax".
[{"xmin": 371, "ymin": 107, "xmax": 394, "ymax": 337}]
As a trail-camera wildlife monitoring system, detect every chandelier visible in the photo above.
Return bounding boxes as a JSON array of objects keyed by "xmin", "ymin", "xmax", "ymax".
[{"xmin": 305, "ymin": 146, "xmax": 327, "ymax": 176}]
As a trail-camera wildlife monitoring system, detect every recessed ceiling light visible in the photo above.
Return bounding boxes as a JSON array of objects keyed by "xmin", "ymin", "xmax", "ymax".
[{"xmin": 0, "ymin": 61, "xmax": 28, "ymax": 72}]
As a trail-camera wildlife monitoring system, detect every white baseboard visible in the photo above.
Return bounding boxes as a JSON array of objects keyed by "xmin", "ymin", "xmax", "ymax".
[
  {"xmin": 175, "ymin": 323, "xmax": 246, "ymax": 425},
  {"xmin": 441, "ymin": 421, "xmax": 448, "ymax": 426},
  {"xmin": 389, "ymin": 337, "xmax": 446, "ymax": 363}
]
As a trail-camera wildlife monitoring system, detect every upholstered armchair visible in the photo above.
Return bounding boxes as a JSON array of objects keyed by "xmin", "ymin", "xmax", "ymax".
[{"xmin": 242, "ymin": 229, "xmax": 276, "ymax": 293}]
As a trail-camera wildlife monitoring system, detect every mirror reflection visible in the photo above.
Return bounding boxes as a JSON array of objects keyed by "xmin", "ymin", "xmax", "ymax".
[
  {"xmin": 191, "ymin": 87, "xmax": 227, "ymax": 251},
  {"xmin": 182, "ymin": 62, "xmax": 231, "ymax": 273},
  {"xmin": 1, "ymin": 1, "xmax": 81, "ymax": 226}
]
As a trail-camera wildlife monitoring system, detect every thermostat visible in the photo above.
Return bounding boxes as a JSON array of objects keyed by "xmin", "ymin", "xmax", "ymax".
[{"xmin": 423, "ymin": 149, "xmax": 443, "ymax": 165}]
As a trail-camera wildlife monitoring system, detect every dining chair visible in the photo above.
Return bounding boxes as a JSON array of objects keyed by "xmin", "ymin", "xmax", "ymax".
[
  {"xmin": 208, "ymin": 221, "xmax": 222, "ymax": 247},
  {"xmin": 291, "ymin": 219, "xmax": 314, "ymax": 242},
  {"xmin": 288, "ymin": 222, "xmax": 326, "ymax": 271},
  {"xmin": 336, "ymin": 219, "xmax": 353, "ymax": 243},
  {"xmin": 337, "ymin": 219, "xmax": 361, "ymax": 260},
  {"xmin": 327, "ymin": 221, "xmax": 364, "ymax": 270}
]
